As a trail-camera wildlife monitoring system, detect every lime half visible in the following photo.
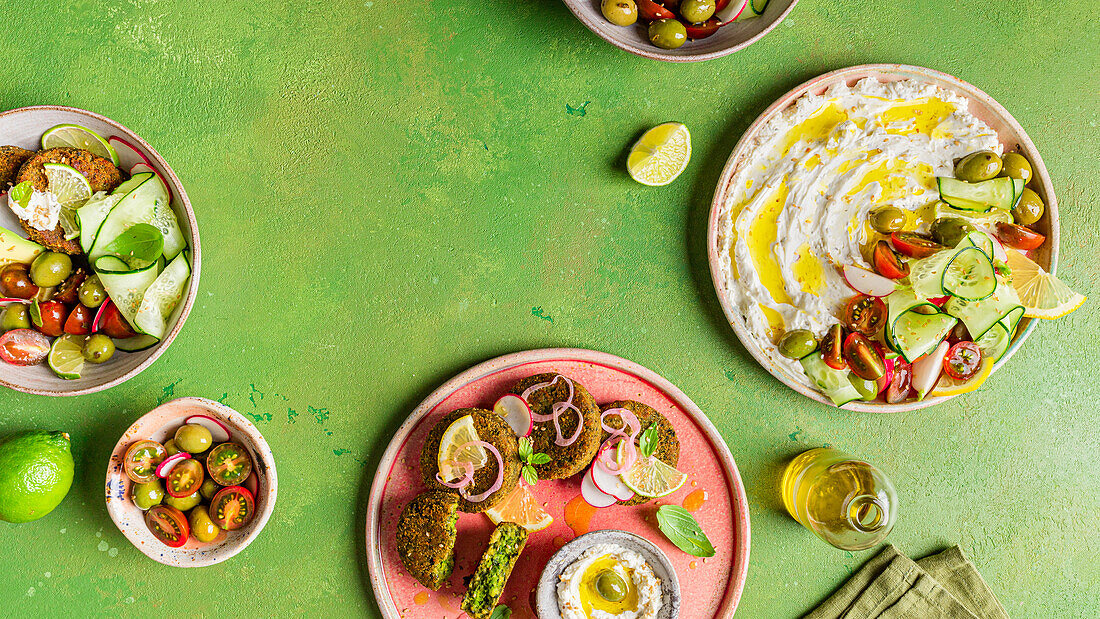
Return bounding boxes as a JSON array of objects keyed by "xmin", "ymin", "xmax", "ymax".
[
  {"xmin": 41, "ymin": 124, "xmax": 119, "ymax": 166},
  {"xmin": 627, "ymin": 122, "xmax": 691, "ymax": 187},
  {"xmin": 43, "ymin": 163, "xmax": 92, "ymax": 238},
  {"xmin": 48, "ymin": 335, "xmax": 86, "ymax": 380},
  {"xmin": 619, "ymin": 450, "xmax": 687, "ymax": 498}
]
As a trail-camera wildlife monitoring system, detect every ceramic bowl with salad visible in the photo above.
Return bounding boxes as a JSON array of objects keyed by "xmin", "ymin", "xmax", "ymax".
[{"xmin": 0, "ymin": 106, "xmax": 199, "ymax": 396}]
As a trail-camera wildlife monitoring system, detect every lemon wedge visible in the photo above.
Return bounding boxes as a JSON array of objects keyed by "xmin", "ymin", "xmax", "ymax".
[
  {"xmin": 1004, "ymin": 249, "xmax": 1085, "ymax": 319},
  {"xmin": 627, "ymin": 122, "xmax": 691, "ymax": 186},
  {"xmin": 929, "ymin": 356, "xmax": 994, "ymax": 397},
  {"xmin": 437, "ymin": 415, "xmax": 488, "ymax": 483},
  {"xmin": 483, "ymin": 483, "xmax": 553, "ymax": 532}
]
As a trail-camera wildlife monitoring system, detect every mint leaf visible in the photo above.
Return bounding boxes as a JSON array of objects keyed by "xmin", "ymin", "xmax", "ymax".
[
  {"xmin": 518, "ymin": 437, "xmax": 533, "ymax": 459},
  {"xmin": 530, "ymin": 453, "xmax": 551, "ymax": 465},
  {"xmin": 656, "ymin": 505, "xmax": 715, "ymax": 557},
  {"xmin": 638, "ymin": 424, "xmax": 658, "ymax": 458},
  {"xmin": 490, "ymin": 605, "xmax": 512, "ymax": 619},
  {"xmin": 521, "ymin": 465, "xmax": 537, "ymax": 486}
]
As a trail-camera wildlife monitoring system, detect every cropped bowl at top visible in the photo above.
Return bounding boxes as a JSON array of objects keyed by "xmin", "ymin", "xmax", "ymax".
[
  {"xmin": 0, "ymin": 105, "xmax": 200, "ymax": 397},
  {"xmin": 706, "ymin": 64, "xmax": 1059, "ymax": 413},
  {"xmin": 560, "ymin": 0, "xmax": 798, "ymax": 62},
  {"xmin": 105, "ymin": 397, "xmax": 277, "ymax": 567}
]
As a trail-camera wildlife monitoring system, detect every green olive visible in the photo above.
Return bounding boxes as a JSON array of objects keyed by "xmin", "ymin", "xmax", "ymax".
[
  {"xmin": 1011, "ymin": 188, "xmax": 1044, "ymax": 225},
  {"xmin": 29, "ymin": 252, "xmax": 72, "ymax": 288},
  {"xmin": 165, "ymin": 490, "xmax": 202, "ymax": 511},
  {"xmin": 1, "ymin": 304, "xmax": 31, "ymax": 331},
  {"xmin": 199, "ymin": 478, "xmax": 220, "ymax": 501},
  {"xmin": 175, "ymin": 424, "xmax": 213, "ymax": 454},
  {"xmin": 954, "ymin": 151, "xmax": 1002, "ymax": 182},
  {"xmin": 164, "ymin": 439, "xmax": 181, "ymax": 457},
  {"xmin": 679, "ymin": 0, "xmax": 716, "ymax": 22},
  {"xmin": 600, "ymin": 0, "xmax": 638, "ymax": 26},
  {"xmin": 82, "ymin": 334, "xmax": 115, "ymax": 363},
  {"xmin": 132, "ymin": 479, "xmax": 165, "ymax": 510},
  {"xmin": 595, "ymin": 569, "xmax": 628, "ymax": 602},
  {"xmin": 78, "ymin": 275, "xmax": 107, "ymax": 308},
  {"xmin": 648, "ymin": 19, "xmax": 687, "ymax": 49},
  {"xmin": 189, "ymin": 505, "xmax": 222, "ymax": 543},
  {"xmin": 777, "ymin": 329, "xmax": 817, "ymax": 359},
  {"xmin": 868, "ymin": 206, "xmax": 905, "ymax": 234},
  {"xmin": 930, "ymin": 217, "xmax": 975, "ymax": 247},
  {"xmin": 848, "ymin": 374, "xmax": 879, "ymax": 401},
  {"xmin": 1000, "ymin": 152, "xmax": 1033, "ymax": 184}
]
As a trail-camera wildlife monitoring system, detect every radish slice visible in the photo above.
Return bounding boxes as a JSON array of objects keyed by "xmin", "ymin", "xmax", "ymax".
[
  {"xmin": 92, "ymin": 298, "xmax": 113, "ymax": 333},
  {"xmin": 589, "ymin": 462, "xmax": 634, "ymax": 502},
  {"xmin": 156, "ymin": 453, "xmax": 191, "ymax": 478},
  {"xmin": 581, "ymin": 468, "xmax": 617, "ymax": 508},
  {"xmin": 493, "ymin": 395, "xmax": 533, "ymax": 437},
  {"xmin": 108, "ymin": 136, "xmax": 155, "ymax": 169},
  {"xmin": 842, "ymin": 265, "xmax": 898, "ymax": 297},
  {"xmin": 929, "ymin": 296, "xmax": 950, "ymax": 307},
  {"xmin": 877, "ymin": 357, "xmax": 895, "ymax": 395},
  {"xmin": 0, "ymin": 298, "xmax": 30, "ymax": 304},
  {"xmin": 716, "ymin": 0, "xmax": 748, "ymax": 24},
  {"xmin": 988, "ymin": 234, "xmax": 1008, "ymax": 263},
  {"xmin": 912, "ymin": 341, "xmax": 949, "ymax": 400},
  {"xmin": 184, "ymin": 414, "xmax": 231, "ymax": 443}
]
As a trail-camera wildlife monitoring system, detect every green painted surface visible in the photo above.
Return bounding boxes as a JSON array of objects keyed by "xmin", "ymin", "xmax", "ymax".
[{"xmin": 0, "ymin": 0, "xmax": 1097, "ymax": 616}]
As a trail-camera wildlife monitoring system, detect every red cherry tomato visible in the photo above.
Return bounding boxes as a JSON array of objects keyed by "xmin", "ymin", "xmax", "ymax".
[
  {"xmin": 873, "ymin": 241, "xmax": 910, "ymax": 279},
  {"xmin": 683, "ymin": 17, "xmax": 722, "ymax": 38},
  {"xmin": 98, "ymin": 301, "xmax": 137, "ymax": 339},
  {"xmin": 33, "ymin": 301, "xmax": 66, "ymax": 337},
  {"xmin": 885, "ymin": 358, "xmax": 912, "ymax": 403},
  {"xmin": 820, "ymin": 323, "xmax": 846, "ymax": 370},
  {"xmin": 843, "ymin": 295, "xmax": 887, "ymax": 336},
  {"xmin": 944, "ymin": 341, "xmax": 982, "ymax": 380},
  {"xmin": 145, "ymin": 505, "xmax": 189, "ymax": 548},
  {"xmin": 994, "ymin": 222, "xmax": 1046, "ymax": 250},
  {"xmin": 715, "ymin": 0, "xmax": 731, "ymax": 9},
  {"xmin": 890, "ymin": 232, "xmax": 944, "ymax": 259},
  {"xmin": 636, "ymin": 0, "xmax": 675, "ymax": 20},
  {"xmin": 0, "ymin": 264, "xmax": 39, "ymax": 299},
  {"xmin": 842, "ymin": 332, "xmax": 886, "ymax": 380},
  {"xmin": 51, "ymin": 268, "xmax": 86, "ymax": 305},
  {"xmin": 166, "ymin": 458, "xmax": 205, "ymax": 498},
  {"xmin": 64, "ymin": 304, "xmax": 94, "ymax": 335},
  {"xmin": 0, "ymin": 329, "xmax": 50, "ymax": 366},
  {"xmin": 206, "ymin": 443, "xmax": 253, "ymax": 486},
  {"xmin": 209, "ymin": 486, "xmax": 256, "ymax": 531},
  {"xmin": 123, "ymin": 440, "xmax": 167, "ymax": 484}
]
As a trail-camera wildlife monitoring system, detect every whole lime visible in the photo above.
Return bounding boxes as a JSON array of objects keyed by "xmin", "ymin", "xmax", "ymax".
[{"xmin": 0, "ymin": 431, "xmax": 74, "ymax": 523}]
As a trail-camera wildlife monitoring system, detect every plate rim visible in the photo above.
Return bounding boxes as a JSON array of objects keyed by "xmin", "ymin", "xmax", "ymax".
[
  {"xmin": 365, "ymin": 347, "xmax": 751, "ymax": 618},
  {"xmin": 705, "ymin": 63, "xmax": 1060, "ymax": 413}
]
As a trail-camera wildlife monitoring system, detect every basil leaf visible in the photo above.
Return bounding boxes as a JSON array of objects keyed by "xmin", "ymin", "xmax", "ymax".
[
  {"xmin": 521, "ymin": 465, "xmax": 537, "ymax": 486},
  {"xmin": 101, "ymin": 223, "xmax": 164, "ymax": 269},
  {"xmin": 656, "ymin": 505, "xmax": 715, "ymax": 557},
  {"xmin": 530, "ymin": 453, "xmax": 551, "ymax": 465},
  {"xmin": 518, "ymin": 437, "xmax": 533, "ymax": 459},
  {"xmin": 639, "ymin": 424, "xmax": 659, "ymax": 458},
  {"xmin": 9, "ymin": 181, "xmax": 32, "ymax": 209},
  {"xmin": 490, "ymin": 605, "xmax": 512, "ymax": 619}
]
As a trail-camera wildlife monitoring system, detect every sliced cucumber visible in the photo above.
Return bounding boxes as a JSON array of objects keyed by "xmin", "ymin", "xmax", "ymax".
[
  {"xmin": 938, "ymin": 177, "xmax": 1016, "ymax": 212},
  {"xmin": 94, "ymin": 255, "xmax": 159, "ymax": 330},
  {"xmin": 112, "ymin": 173, "xmax": 148, "ymax": 196},
  {"xmin": 751, "ymin": 0, "xmax": 770, "ymax": 14},
  {"xmin": 891, "ymin": 309, "xmax": 957, "ymax": 362},
  {"xmin": 1010, "ymin": 178, "xmax": 1024, "ymax": 207},
  {"xmin": 89, "ymin": 173, "xmax": 186, "ymax": 262},
  {"xmin": 76, "ymin": 191, "xmax": 121, "ymax": 254},
  {"xmin": 963, "ymin": 231, "xmax": 994, "ymax": 258},
  {"xmin": 113, "ymin": 334, "xmax": 160, "ymax": 352},
  {"xmin": 885, "ymin": 289, "xmax": 939, "ymax": 349},
  {"xmin": 800, "ymin": 352, "xmax": 862, "ymax": 407},
  {"xmin": 931, "ymin": 201, "xmax": 1013, "ymax": 225},
  {"xmin": 975, "ymin": 322, "xmax": 1010, "ymax": 363},
  {"xmin": 942, "ymin": 246, "xmax": 996, "ymax": 300},
  {"xmin": 909, "ymin": 250, "xmax": 954, "ymax": 299},
  {"xmin": 133, "ymin": 252, "xmax": 190, "ymax": 339},
  {"xmin": 943, "ymin": 277, "xmax": 1022, "ymax": 339}
]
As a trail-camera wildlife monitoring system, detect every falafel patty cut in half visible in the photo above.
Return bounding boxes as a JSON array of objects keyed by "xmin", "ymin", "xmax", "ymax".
[
  {"xmin": 510, "ymin": 373, "xmax": 602, "ymax": 480},
  {"xmin": 420, "ymin": 408, "xmax": 521, "ymax": 513},
  {"xmin": 0, "ymin": 146, "xmax": 34, "ymax": 188},
  {"xmin": 601, "ymin": 400, "xmax": 680, "ymax": 506},
  {"xmin": 395, "ymin": 491, "xmax": 460, "ymax": 590},
  {"xmin": 460, "ymin": 522, "xmax": 529, "ymax": 619}
]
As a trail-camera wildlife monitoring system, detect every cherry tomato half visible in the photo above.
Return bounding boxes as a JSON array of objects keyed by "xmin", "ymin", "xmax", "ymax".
[
  {"xmin": 885, "ymin": 358, "xmax": 912, "ymax": 404},
  {"xmin": 944, "ymin": 341, "xmax": 982, "ymax": 380},
  {"xmin": 821, "ymin": 323, "xmax": 846, "ymax": 370},
  {"xmin": 842, "ymin": 332, "xmax": 886, "ymax": 380},
  {"xmin": 124, "ymin": 440, "xmax": 167, "ymax": 484},
  {"xmin": 873, "ymin": 241, "xmax": 910, "ymax": 279},
  {"xmin": 98, "ymin": 301, "xmax": 137, "ymax": 339},
  {"xmin": 994, "ymin": 222, "xmax": 1046, "ymax": 250},
  {"xmin": 0, "ymin": 264, "xmax": 39, "ymax": 299},
  {"xmin": 51, "ymin": 268, "xmax": 86, "ymax": 305},
  {"xmin": 34, "ymin": 301, "xmax": 66, "ymax": 337},
  {"xmin": 683, "ymin": 17, "xmax": 722, "ymax": 39},
  {"xmin": 714, "ymin": 0, "xmax": 731, "ymax": 10},
  {"xmin": 206, "ymin": 443, "xmax": 253, "ymax": 486},
  {"xmin": 636, "ymin": 0, "xmax": 675, "ymax": 20},
  {"xmin": 890, "ymin": 232, "xmax": 945, "ymax": 259},
  {"xmin": 166, "ymin": 458, "xmax": 205, "ymax": 498},
  {"xmin": 843, "ymin": 295, "xmax": 887, "ymax": 336},
  {"xmin": 209, "ymin": 486, "xmax": 256, "ymax": 531},
  {"xmin": 0, "ymin": 328, "xmax": 50, "ymax": 366},
  {"xmin": 145, "ymin": 505, "xmax": 189, "ymax": 548},
  {"xmin": 64, "ymin": 304, "xmax": 93, "ymax": 335}
]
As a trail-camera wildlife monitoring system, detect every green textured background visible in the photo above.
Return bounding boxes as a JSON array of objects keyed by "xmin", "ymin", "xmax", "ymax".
[{"xmin": 0, "ymin": 0, "xmax": 1097, "ymax": 616}]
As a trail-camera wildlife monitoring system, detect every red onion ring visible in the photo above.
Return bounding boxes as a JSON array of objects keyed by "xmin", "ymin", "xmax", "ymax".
[
  {"xmin": 597, "ymin": 408, "xmax": 640, "ymax": 475},
  {"xmin": 435, "ymin": 460, "xmax": 474, "ymax": 488},
  {"xmin": 520, "ymin": 375, "xmax": 584, "ymax": 446},
  {"xmin": 461, "ymin": 441, "xmax": 504, "ymax": 503}
]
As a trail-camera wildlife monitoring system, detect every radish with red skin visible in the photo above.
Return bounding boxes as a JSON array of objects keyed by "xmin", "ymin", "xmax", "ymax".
[
  {"xmin": 108, "ymin": 136, "xmax": 156, "ymax": 169},
  {"xmin": 841, "ymin": 264, "xmax": 897, "ymax": 297},
  {"xmin": 184, "ymin": 414, "xmax": 232, "ymax": 443},
  {"xmin": 590, "ymin": 456, "xmax": 635, "ymax": 501},
  {"xmin": 243, "ymin": 473, "xmax": 259, "ymax": 505},
  {"xmin": 155, "ymin": 452, "xmax": 191, "ymax": 478},
  {"xmin": 492, "ymin": 395, "xmax": 534, "ymax": 437},
  {"xmin": 715, "ymin": 0, "xmax": 747, "ymax": 23},
  {"xmin": 877, "ymin": 356, "xmax": 895, "ymax": 395},
  {"xmin": 912, "ymin": 341, "xmax": 949, "ymax": 400},
  {"xmin": 581, "ymin": 468, "xmax": 617, "ymax": 508}
]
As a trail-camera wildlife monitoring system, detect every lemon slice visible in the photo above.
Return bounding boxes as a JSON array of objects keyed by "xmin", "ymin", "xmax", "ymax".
[
  {"xmin": 483, "ymin": 483, "xmax": 553, "ymax": 532},
  {"xmin": 627, "ymin": 122, "xmax": 691, "ymax": 186},
  {"xmin": 48, "ymin": 334, "xmax": 86, "ymax": 380},
  {"xmin": 437, "ymin": 415, "xmax": 488, "ymax": 483},
  {"xmin": 929, "ymin": 356, "xmax": 994, "ymax": 397},
  {"xmin": 1004, "ymin": 249, "xmax": 1085, "ymax": 319},
  {"xmin": 41, "ymin": 124, "xmax": 119, "ymax": 166},
  {"xmin": 619, "ymin": 449, "xmax": 687, "ymax": 499}
]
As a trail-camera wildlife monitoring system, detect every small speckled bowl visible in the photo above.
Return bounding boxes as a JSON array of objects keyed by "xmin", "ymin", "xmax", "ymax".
[
  {"xmin": 536, "ymin": 529, "xmax": 681, "ymax": 619},
  {"xmin": 104, "ymin": 397, "xmax": 277, "ymax": 567}
]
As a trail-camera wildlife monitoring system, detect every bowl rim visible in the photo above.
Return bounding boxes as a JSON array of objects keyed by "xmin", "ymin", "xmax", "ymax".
[
  {"xmin": 0, "ymin": 104, "xmax": 201, "ymax": 397},
  {"xmin": 705, "ymin": 63, "xmax": 1059, "ymax": 413},
  {"xmin": 558, "ymin": 0, "xmax": 800, "ymax": 63},
  {"xmin": 103, "ymin": 396, "xmax": 278, "ymax": 567}
]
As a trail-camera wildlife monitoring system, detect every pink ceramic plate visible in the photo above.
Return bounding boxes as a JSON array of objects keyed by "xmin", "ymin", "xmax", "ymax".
[
  {"xmin": 706, "ymin": 64, "xmax": 1059, "ymax": 413},
  {"xmin": 366, "ymin": 348, "xmax": 750, "ymax": 618}
]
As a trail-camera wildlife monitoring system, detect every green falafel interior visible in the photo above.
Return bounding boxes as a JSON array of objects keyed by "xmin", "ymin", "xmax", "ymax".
[{"xmin": 461, "ymin": 522, "xmax": 529, "ymax": 619}]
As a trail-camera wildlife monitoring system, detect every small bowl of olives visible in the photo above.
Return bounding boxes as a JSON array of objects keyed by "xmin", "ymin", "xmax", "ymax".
[
  {"xmin": 560, "ymin": 0, "xmax": 799, "ymax": 62},
  {"xmin": 105, "ymin": 397, "xmax": 278, "ymax": 567}
]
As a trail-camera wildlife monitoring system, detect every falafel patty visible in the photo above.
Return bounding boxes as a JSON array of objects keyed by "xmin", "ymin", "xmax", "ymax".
[
  {"xmin": 600, "ymin": 400, "xmax": 680, "ymax": 506},
  {"xmin": 13, "ymin": 147, "xmax": 122, "ymax": 254},
  {"xmin": 0, "ymin": 146, "xmax": 33, "ymax": 188},
  {"xmin": 395, "ymin": 491, "xmax": 459, "ymax": 590},
  {"xmin": 510, "ymin": 373, "xmax": 602, "ymax": 480},
  {"xmin": 460, "ymin": 521, "xmax": 528, "ymax": 619},
  {"xmin": 420, "ymin": 408, "xmax": 521, "ymax": 513}
]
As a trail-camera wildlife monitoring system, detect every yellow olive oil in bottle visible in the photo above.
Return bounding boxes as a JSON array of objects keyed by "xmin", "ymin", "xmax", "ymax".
[{"xmin": 781, "ymin": 447, "xmax": 898, "ymax": 551}]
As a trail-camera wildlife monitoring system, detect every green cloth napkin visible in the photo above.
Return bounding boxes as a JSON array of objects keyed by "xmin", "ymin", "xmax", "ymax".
[{"xmin": 804, "ymin": 545, "xmax": 1009, "ymax": 619}]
